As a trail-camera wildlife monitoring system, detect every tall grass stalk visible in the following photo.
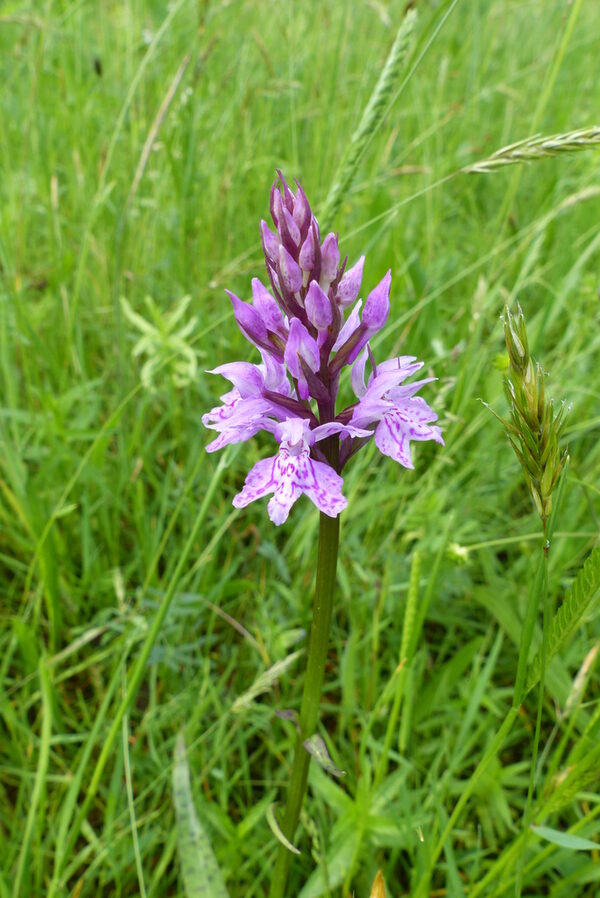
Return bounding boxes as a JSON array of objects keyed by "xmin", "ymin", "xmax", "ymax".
[{"xmin": 319, "ymin": 10, "xmax": 416, "ymax": 229}]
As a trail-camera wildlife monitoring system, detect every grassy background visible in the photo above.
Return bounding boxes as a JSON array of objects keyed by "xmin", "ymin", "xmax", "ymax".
[{"xmin": 1, "ymin": 0, "xmax": 600, "ymax": 895}]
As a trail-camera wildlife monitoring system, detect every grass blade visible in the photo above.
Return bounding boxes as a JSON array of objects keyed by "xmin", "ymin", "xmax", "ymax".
[
  {"xmin": 13, "ymin": 657, "xmax": 53, "ymax": 897},
  {"xmin": 173, "ymin": 732, "xmax": 230, "ymax": 898},
  {"xmin": 531, "ymin": 825, "xmax": 599, "ymax": 852}
]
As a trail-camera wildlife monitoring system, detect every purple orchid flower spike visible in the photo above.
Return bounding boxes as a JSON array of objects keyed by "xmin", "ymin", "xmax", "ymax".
[
  {"xmin": 203, "ymin": 173, "xmax": 444, "ymax": 524},
  {"xmin": 202, "ymin": 175, "xmax": 446, "ymax": 898}
]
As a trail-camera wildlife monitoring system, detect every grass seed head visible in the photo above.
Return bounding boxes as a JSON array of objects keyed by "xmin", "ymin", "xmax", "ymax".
[{"xmin": 501, "ymin": 303, "xmax": 568, "ymax": 529}]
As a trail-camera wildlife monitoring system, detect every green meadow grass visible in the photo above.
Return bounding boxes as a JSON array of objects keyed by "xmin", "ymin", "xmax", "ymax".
[{"xmin": 1, "ymin": 0, "xmax": 600, "ymax": 895}]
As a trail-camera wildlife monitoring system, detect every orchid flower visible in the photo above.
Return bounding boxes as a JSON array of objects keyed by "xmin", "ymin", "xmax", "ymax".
[
  {"xmin": 201, "ymin": 174, "xmax": 445, "ymax": 898},
  {"xmin": 203, "ymin": 173, "xmax": 444, "ymax": 524}
]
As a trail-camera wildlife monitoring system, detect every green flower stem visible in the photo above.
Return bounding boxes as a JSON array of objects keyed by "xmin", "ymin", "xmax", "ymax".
[{"xmin": 269, "ymin": 510, "xmax": 340, "ymax": 898}]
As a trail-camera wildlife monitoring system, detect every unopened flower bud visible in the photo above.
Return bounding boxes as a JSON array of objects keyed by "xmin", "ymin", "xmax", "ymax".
[
  {"xmin": 270, "ymin": 181, "xmax": 282, "ymax": 227},
  {"xmin": 336, "ymin": 256, "xmax": 365, "ymax": 307},
  {"xmin": 305, "ymin": 281, "xmax": 333, "ymax": 331},
  {"xmin": 278, "ymin": 245, "xmax": 303, "ymax": 294},
  {"xmin": 299, "ymin": 225, "xmax": 317, "ymax": 273},
  {"xmin": 320, "ymin": 233, "xmax": 340, "ymax": 286},
  {"xmin": 284, "ymin": 318, "xmax": 320, "ymax": 400},
  {"xmin": 277, "ymin": 170, "xmax": 295, "ymax": 213},
  {"xmin": 251, "ymin": 279, "xmax": 286, "ymax": 337},
  {"xmin": 261, "ymin": 220, "xmax": 279, "ymax": 265},
  {"xmin": 362, "ymin": 270, "xmax": 391, "ymax": 331},
  {"xmin": 279, "ymin": 206, "xmax": 301, "ymax": 249},
  {"xmin": 227, "ymin": 290, "xmax": 268, "ymax": 346},
  {"xmin": 293, "ymin": 181, "xmax": 311, "ymax": 233}
]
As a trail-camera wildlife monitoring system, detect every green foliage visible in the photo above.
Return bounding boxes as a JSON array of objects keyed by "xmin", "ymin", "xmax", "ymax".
[
  {"xmin": 121, "ymin": 294, "xmax": 200, "ymax": 391},
  {"xmin": 1, "ymin": 1, "xmax": 600, "ymax": 897}
]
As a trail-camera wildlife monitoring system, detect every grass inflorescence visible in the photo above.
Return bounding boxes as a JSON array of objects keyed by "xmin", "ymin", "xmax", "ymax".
[{"xmin": 501, "ymin": 302, "xmax": 568, "ymax": 529}]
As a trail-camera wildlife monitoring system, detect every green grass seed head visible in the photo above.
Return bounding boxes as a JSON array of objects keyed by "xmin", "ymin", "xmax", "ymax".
[{"xmin": 501, "ymin": 303, "xmax": 568, "ymax": 527}]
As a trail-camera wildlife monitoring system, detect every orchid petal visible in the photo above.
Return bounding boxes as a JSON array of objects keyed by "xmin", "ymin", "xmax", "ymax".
[
  {"xmin": 392, "ymin": 395, "xmax": 440, "ymax": 426},
  {"xmin": 374, "ymin": 417, "xmax": 414, "ymax": 469},
  {"xmin": 233, "ymin": 457, "xmax": 277, "ymax": 507},
  {"xmin": 205, "ymin": 423, "xmax": 262, "ymax": 453},
  {"xmin": 267, "ymin": 471, "xmax": 304, "ymax": 524},
  {"xmin": 365, "ymin": 363, "xmax": 424, "ymax": 399},
  {"xmin": 312, "ymin": 421, "xmax": 373, "ymax": 441},
  {"xmin": 259, "ymin": 351, "xmax": 291, "ymax": 395},
  {"xmin": 332, "ymin": 299, "xmax": 362, "ymax": 352},
  {"xmin": 372, "ymin": 355, "xmax": 418, "ymax": 378},
  {"xmin": 350, "ymin": 347, "xmax": 369, "ymax": 398},
  {"xmin": 208, "ymin": 362, "xmax": 264, "ymax": 397},
  {"xmin": 296, "ymin": 456, "xmax": 347, "ymax": 519},
  {"xmin": 275, "ymin": 417, "xmax": 313, "ymax": 448}
]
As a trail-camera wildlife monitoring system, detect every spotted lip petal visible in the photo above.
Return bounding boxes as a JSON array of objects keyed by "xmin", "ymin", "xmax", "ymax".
[
  {"xmin": 374, "ymin": 415, "xmax": 415, "ymax": 468},
  {"xmin": 233, "ymin": 442, "xmax": 347, "ymax": 525}
]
